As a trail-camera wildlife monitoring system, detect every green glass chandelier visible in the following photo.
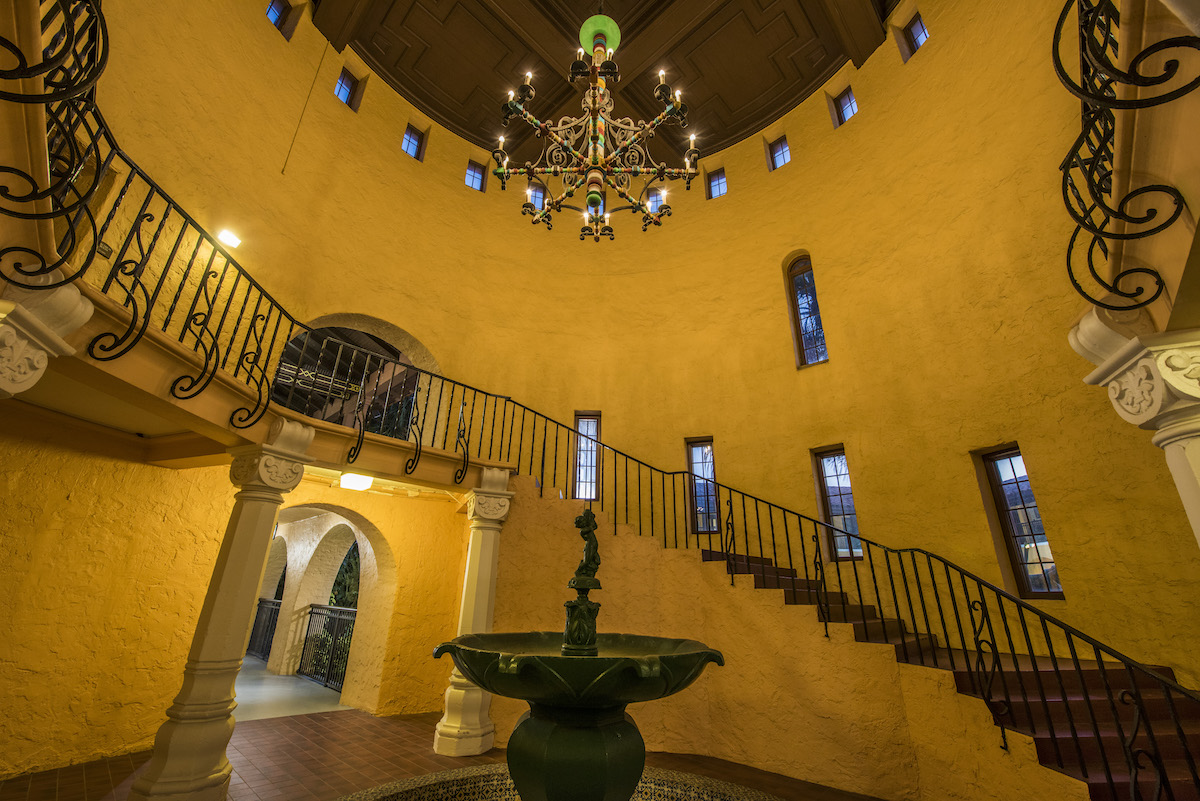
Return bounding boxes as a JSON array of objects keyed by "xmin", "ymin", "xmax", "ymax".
[{"xmin": 491, "ymin": 13, "xmax": 700, "ymax": 242}]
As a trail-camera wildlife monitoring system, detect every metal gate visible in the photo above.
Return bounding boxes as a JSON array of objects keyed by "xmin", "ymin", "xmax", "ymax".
[
  {"xmin": 246, "ymin": 599, "xmax": 281, "ymax": 660},
  {"xmin": 296, "ymin": 604, "xmax": 356, "ymax": 691}
]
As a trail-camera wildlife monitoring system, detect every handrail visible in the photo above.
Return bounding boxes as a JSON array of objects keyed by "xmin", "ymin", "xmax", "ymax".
[{"xmin": 2, "ymin": 2, "xmax": 1198, "ymax": 798}]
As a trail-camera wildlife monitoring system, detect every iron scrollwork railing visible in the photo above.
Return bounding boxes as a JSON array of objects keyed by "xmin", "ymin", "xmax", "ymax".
[{"xmin": 1054, "ymin": 0, "xmax": 1200, "ymax": 310}]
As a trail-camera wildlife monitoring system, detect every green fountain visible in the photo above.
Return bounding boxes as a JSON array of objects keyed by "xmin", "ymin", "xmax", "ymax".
[{"xmin": 434, "ymin": 509, "xmax": 724, "ymax": 801}]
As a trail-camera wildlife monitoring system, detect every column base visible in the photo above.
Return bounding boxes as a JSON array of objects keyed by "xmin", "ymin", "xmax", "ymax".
[
  {"xmin": 433, "ymin": 669, "xmax": 495, "ymax": 756},
  {"xmin": 433, "ymin": 723, "xmax": 496, "ymax": 756},
  {"xmin": 128, "ymin": 769, "xmax": 231, "ymax": 801}
]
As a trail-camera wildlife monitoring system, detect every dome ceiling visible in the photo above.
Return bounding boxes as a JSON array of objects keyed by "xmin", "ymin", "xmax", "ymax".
[{"xmin": 313, "ymin": 0, "xmax": 896, "ymax": 160}]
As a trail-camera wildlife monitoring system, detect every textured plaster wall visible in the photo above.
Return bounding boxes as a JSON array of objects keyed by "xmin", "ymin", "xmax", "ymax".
[
  {"xmin": 90, "ymin": 0, "xmax": 1200, "ymax": 687},
  {"xmin": 0, "ymin": 423, "xmax": 232, "ymax": 779},
  {"xmin": 0, "ymin": 397, "xmax": 470, "ymax": 777},
  {"xmin": 257, "ymin": 536, "xmax": 287, "ymax": 599},
  {"xmin": 492, "ymin": 477, "xmax": 1089, "ymax": 801}
]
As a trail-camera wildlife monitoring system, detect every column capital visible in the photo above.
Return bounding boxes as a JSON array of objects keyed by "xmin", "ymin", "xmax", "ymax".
[
  {"xmin": 1084, "ymin": 330, "xmax": 1200, "ymax": 430},
  {"xmin": 228, "ymin": 419, "xmax": 315, "ymax": 492},
  {"xmin": 0, "ymin": 289, "xmax": 91, "ymax": 399},
  {"xmin": 466, "ymin": 467, "xmax": 514, "ymax": 524}
]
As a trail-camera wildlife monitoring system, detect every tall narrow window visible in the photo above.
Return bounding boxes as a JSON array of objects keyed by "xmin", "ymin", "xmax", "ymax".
[
  {"xmin": 786, "ymin": 258, "xmax": 828, "ymax": 366},
  {"xmin": 768, "ymin": 136, "xmax": 790, "ymax": 170},
  {"xmin": 707, "ymin": 168, "xmax": 727, "ymax": 199},
  {"xmin": 816, "ymin": 448, "xmax": 861, "ymax": 559},
  {"xmin": 834, "ymin": 87, "xmax": 858, "ymax": 126},
  {"xmin": 334, "ymin": 69, "xmax": 358, "ymax": 107},
  {"xmin": 401, "ymin": 125, "xmax": 424, "ymax": 159},
  {"xmin": 573, "ymin": 413, "xmax": 601, "ymax": 501},
  {"xmin": 904, "ymin": 13, "xmax": 930, "ymax": 53},
  {"xmin": 686, "ymin": 439, "xmax": 719, "ymax": 534},
  {"xmin": 984, "ymin": 448, "xmax": 1063, "ymax": 598},
  {"xmin": 465, "ymin": 160, "xmax": 485, "ymax": 191}
]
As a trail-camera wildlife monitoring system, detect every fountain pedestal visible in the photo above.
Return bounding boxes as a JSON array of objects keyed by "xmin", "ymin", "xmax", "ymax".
[{"xmin": 435, "ymin": 509, "xmax": 723, "ymax": 801}]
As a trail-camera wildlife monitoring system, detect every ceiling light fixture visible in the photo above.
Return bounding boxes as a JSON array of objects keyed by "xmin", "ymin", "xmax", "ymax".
[
  {"xmin": 217, "ymin": 229, "xmax": 241, "ymax": 248},
  {"xmin": 492, "ymin": 11, "xmax": 699, "ymax": 242},
  {"xmin": 339, "ymin": 473, "xmax": 374, "ymax": 491}
]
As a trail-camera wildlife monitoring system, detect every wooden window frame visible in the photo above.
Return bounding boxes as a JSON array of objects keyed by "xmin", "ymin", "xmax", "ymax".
[
  {"xmin": 401, "ymin": 124, "xmax": 427, "ymax": 161},
  {"xmin": 834, "ymin": 86, "xmax": 858, "ymax": 126},
  {"xmin": 465, "ymin": 160, "xmax": 486, "ymax": 192},
  {"xmin": 904, "ymin": 13, "xmax": 929, "ymax": 55},
  {"xmin": 784, "ymin": 257, "xmax": 828, "ymax": 368},
  {"xmin": 982, "ymin": 447, "xmax": 1064, "ymax": 600},
  {"xmin": 706, "ymin": 168, "xmax": 727, "ymax": 199},
  {"xmin": 813, "ymin": 446, "xmax": 862, "ymax": 561},
  {"xmin": 572, "ymin": 412, "xmax": 602, "ymax": 502},
  {"xmin": 685, "ymin": 437, "xmax": 719, "ymax": 536},
  {"xmin": 334, "ymin": 67, "xmax": 365, "ymax": 111},
  {"xmin": 768, "ymin": 136, "xmax": 790, "ymax": 171}
]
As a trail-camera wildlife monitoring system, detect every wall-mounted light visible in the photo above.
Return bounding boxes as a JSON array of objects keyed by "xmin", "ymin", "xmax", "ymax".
[
  {"xmin": 339, "ymin": 473, "xmax": 374, "ymax": 491},
  {"xmin": 217, "ymin": 229, "xmax": 241, "ymax": 248}
]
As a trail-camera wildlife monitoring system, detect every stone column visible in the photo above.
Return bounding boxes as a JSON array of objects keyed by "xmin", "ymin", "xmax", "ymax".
[
  {"xmin": 128, "ymin": 420, "xmax": 314, "ymax": 801},
  {"xmin": 434, "ymin": 467, "xmax": 514, "ymax": 756},
  {"xmin": 1073, "ymin": 308, "xmax": 1200, "ymax": 551}
]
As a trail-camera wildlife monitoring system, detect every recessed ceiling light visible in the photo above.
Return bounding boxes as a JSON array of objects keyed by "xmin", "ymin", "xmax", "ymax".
[
  {"xmin": 217, "ymin": 229, "xmax": 241, "ymax": 248},
  {"xmin": 339, "ymin": 473, "xmax": 374, "ymax": 491}
]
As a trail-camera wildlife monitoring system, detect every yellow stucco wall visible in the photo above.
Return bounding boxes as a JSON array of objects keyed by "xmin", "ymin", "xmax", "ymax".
[
  {"xmin": 0, "ymin": 418, "xmax": 231, "ymax": 778},
  {"xmin": 88, "ymin": 0, "xmax": 1200, "ymax": 687},
  {"xmin": 0, "ymin": 407, "xmax": 470, "ymax": 778},
  {"xmin": 491, "ymin": 477, "xmax": 1090, "ymax": 801}
]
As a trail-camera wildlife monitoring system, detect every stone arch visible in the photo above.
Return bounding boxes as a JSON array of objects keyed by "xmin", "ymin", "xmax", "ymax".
[
  {"xmin": 266, "ymin": 504, "xmax": 398, "ymax": 711},
  {"xmin": 257, "ymin": 535, "xmax": 287, "ymax": 600},
  {"xmin": 306, "ymin": 312, "xmax": 441, "ymax": 374}
]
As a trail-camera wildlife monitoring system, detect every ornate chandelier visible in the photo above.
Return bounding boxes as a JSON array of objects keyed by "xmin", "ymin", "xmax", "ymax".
[{"xmin": 491, "ymin": 13, "xmax": 700, "ymax": 242}]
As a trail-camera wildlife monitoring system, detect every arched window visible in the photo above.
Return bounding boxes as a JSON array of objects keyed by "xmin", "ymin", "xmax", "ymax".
[{"xmin": 785, "ymin": 257, "xmax": 828, "ymax": 367}]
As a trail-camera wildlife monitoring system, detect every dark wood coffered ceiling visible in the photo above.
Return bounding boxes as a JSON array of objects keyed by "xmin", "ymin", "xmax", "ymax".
[{"xmin": 313, "ymin": 0, "xmax": 894, "ymax": 161}]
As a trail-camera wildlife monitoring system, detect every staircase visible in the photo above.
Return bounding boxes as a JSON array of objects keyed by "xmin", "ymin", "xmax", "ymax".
[{"xmin": 702, "ymin": 549, "xmax": 1200, "ymax": 801}]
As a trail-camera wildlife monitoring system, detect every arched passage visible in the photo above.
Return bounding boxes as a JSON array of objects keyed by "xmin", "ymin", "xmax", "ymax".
[
  {"xmin": 265, "ymin": 504, "xmax": 397, "ymax": 712},
  {"xmin": 245, "ymin": 536, "xmax": 288, "ymax": 661}
]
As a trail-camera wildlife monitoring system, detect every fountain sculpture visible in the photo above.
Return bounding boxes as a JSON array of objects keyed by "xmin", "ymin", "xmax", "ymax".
[{"xmin": 434, "ymin": 509, "xmax": 724, "ymax": 801}]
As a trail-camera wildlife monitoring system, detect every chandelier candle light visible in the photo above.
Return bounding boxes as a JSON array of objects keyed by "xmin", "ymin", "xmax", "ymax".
[{"xmin": 491, "ymin": 13, "xmax": 700, "ymax": 242}]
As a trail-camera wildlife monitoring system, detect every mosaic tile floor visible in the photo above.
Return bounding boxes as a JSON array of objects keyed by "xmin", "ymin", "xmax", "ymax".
[{"xmin": 0, "ymin": 711, "xmax": 884, "ymax": 801}]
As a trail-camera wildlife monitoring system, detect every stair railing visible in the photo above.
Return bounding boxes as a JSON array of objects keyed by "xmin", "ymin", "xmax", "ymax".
[{"xmin": 3, "ymin": 3, "xmax": 1199, "ymax": 798}]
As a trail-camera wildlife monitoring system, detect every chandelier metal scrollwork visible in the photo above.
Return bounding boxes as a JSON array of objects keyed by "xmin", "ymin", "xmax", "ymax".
[{"xmin": 491, "ymin": 13, "xmax": 700, "ymax": 242}]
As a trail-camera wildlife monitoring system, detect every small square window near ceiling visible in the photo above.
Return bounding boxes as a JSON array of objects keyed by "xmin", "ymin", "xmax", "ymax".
[
  {"xmin": 334, "ymin": 69, "xmax": 357, "ymax": 107},
  {"xmin": 401, "ymin": 125, "xmax": 423, "ymax": 159},
  {"xmin": 528, "ymin": 184, "xmax": 545, "ymax": 210},
  {"xmin": 906, "ymin": 13, "xmax": 930, "ymax": 53},
  {"xmin": 265, "ymin": 0, "xmax": 288, "ymax": 30},
  {"xmin": 769, "ymin": 136, "xmax": 790, "ymax": 170},
  {"xmin": 465, "ymin": 161, "xmax": 485, "ymax": 191},
  {"xmin": 647, "ymin": 187, "xmax": 664, "ymax": 213},
  {"xmin": 707, "ymin": 168, "xmax": 727, "ymax": 199},
  {"xmin": 835, "ymin": 87, "xmax": 858, "ymax": 126}
]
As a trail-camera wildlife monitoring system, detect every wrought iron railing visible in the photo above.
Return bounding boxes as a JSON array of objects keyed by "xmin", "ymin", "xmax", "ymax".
[
  {"xmin": 296, "ymin": 604, "xmax": 355, "ymax": 692},
  {"xmin": 3, "ymin": 1, "xmax": 1199, "ymax": 797},
  {"xmin": 246, "ymin": 598, "xmax": 281, "ymax": 661},
  {"xmin": 1054, "ymin": 0, "xmax": 1200, "ymax": 311}
]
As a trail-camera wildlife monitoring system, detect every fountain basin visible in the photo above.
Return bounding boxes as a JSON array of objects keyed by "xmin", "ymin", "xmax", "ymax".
[
  {"xmin": 434, "ymin": 632, "xmax": 723, "ymax": 706},
  {"xmin": 435, "ymin": 632, "xmax": 723, "ymax": 801}
]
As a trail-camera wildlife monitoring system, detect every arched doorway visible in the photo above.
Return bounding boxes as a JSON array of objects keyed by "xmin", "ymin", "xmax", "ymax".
[
  {"xmin": 269, "ymin": 320, "xmax": 438, "ymax": 443},
  {"xmin": 262, "ymin": 505, "xmax": 397, "ymax": 711}
]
